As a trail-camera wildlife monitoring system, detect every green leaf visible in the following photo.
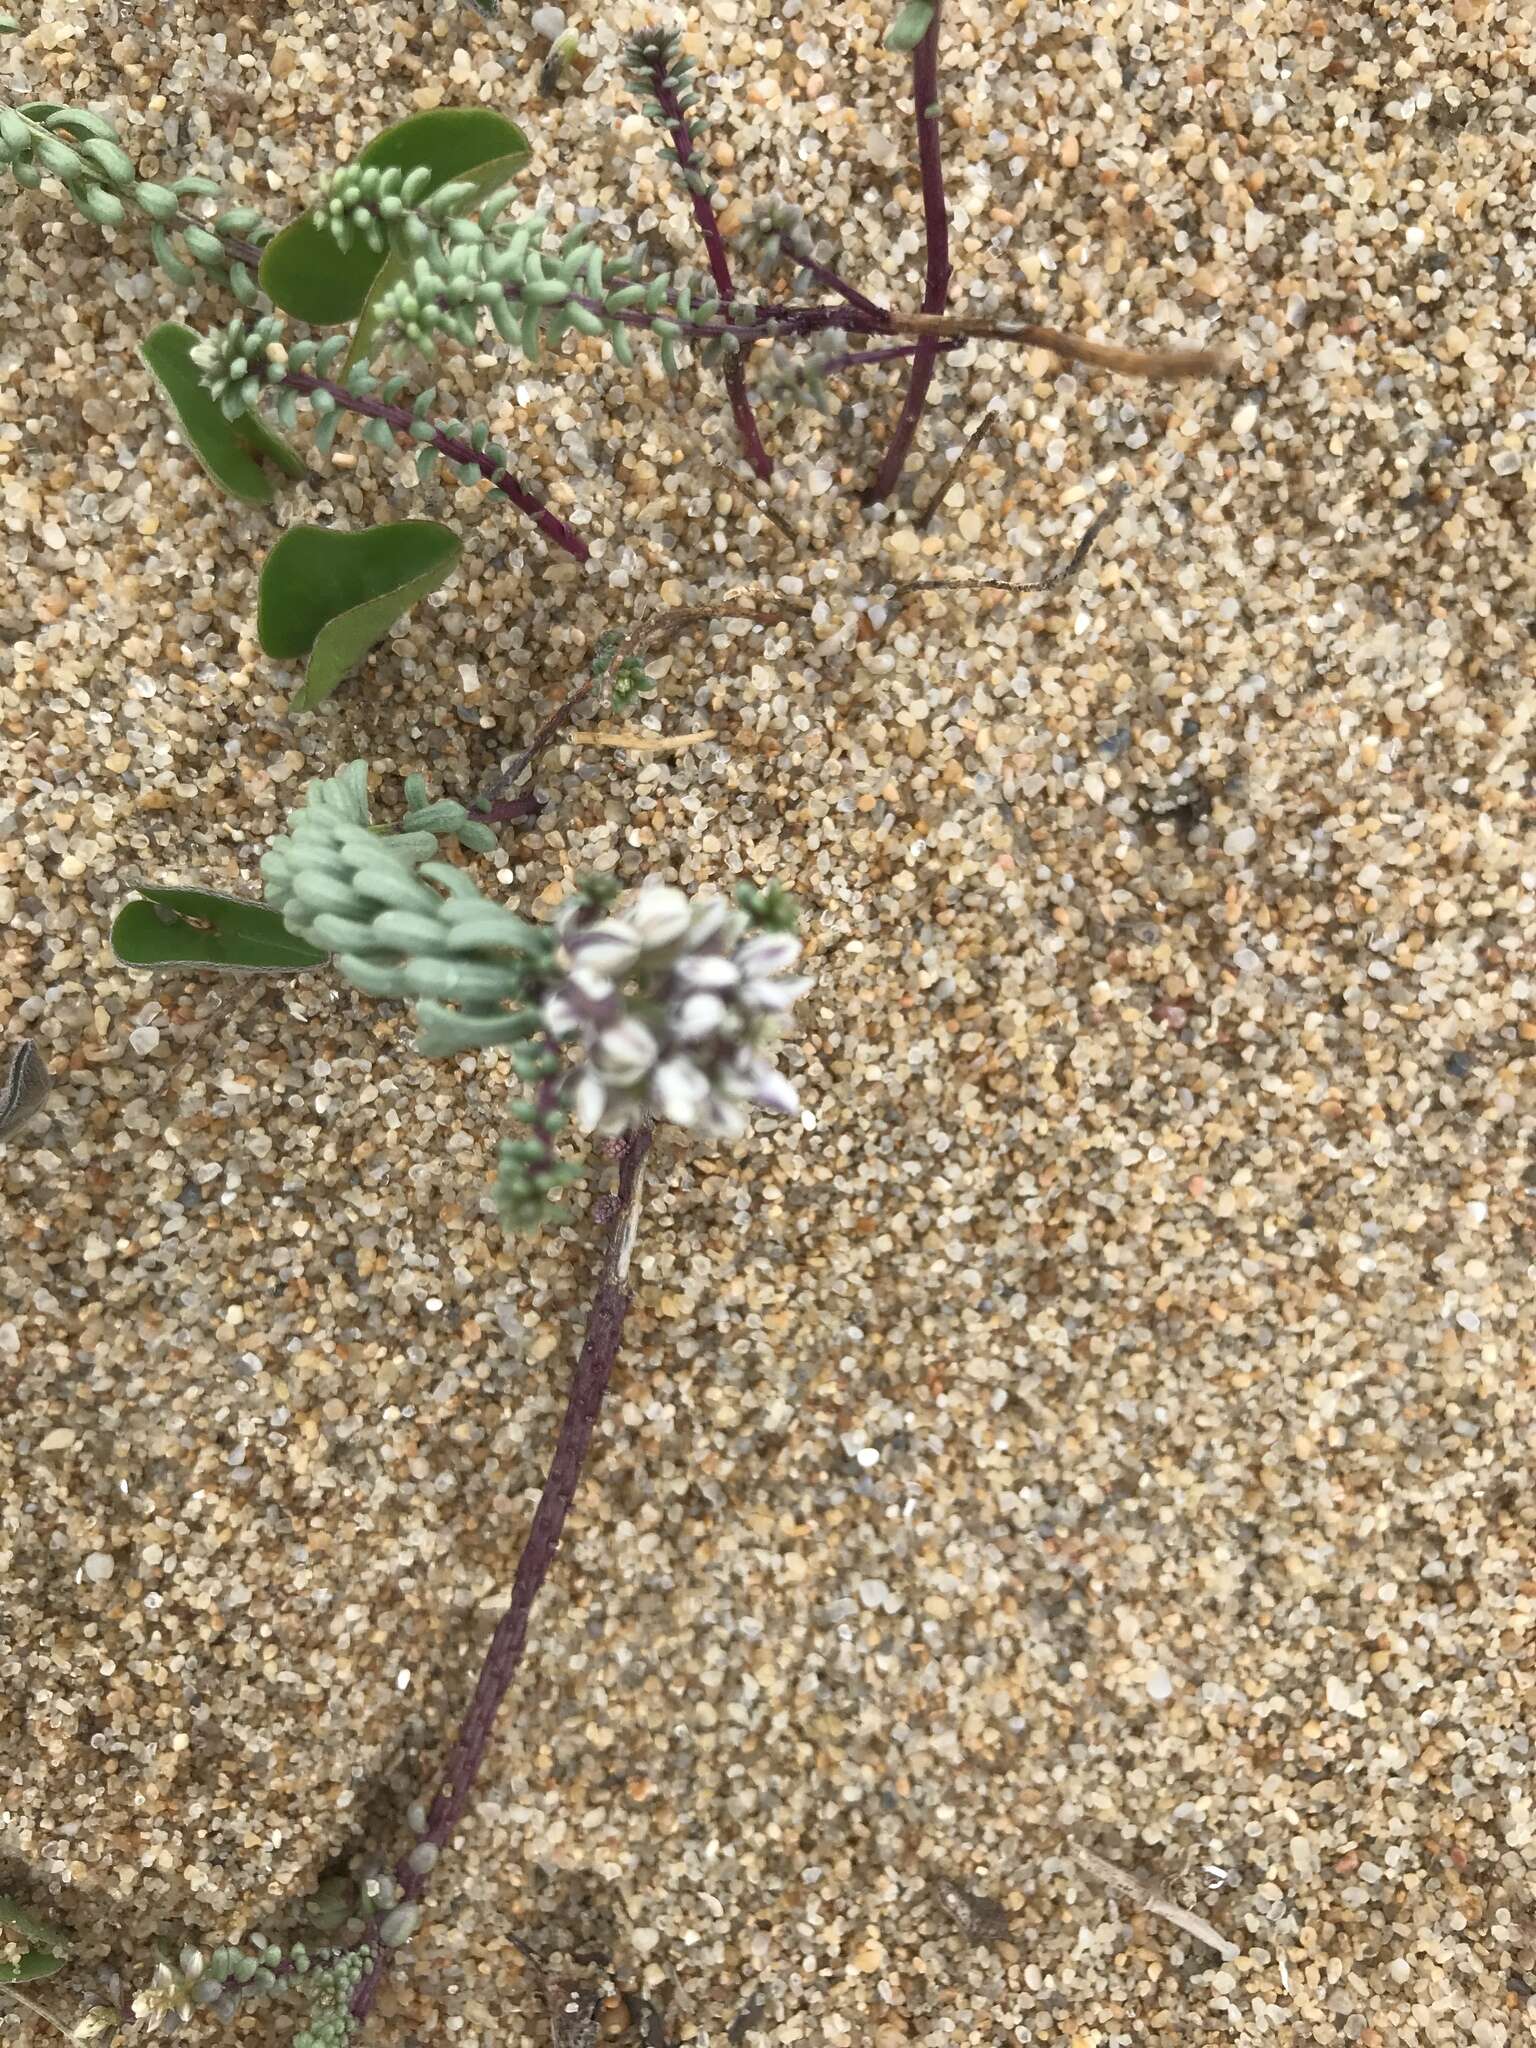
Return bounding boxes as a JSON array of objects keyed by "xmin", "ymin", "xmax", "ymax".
[
  {"xmin": 111, "ymin": 887, "xmax": 330, "ymax": 973},
  {"xmin": 140, "ymin": 323, "xmax": 307, "ymax": 505},
  {"xmin": 0, "ymin": 1896, "xmax": 68, "ymax": 1985},
  {"xmin": 259, "ymin": 109, "xmax": 529, "ymax": 326},
  {"xmin": 885, "ymin": 0, "xmax": 936, "ymax": 52},
  {"xmin": 257, "ymin": 521, "xmax": 462, "ymax": 712}
]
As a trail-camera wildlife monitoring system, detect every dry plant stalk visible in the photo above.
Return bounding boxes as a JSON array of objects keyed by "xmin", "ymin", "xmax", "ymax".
[{"xmin": 1070, "ymin": 1845, "xmax": 1241, "ymax": 1963}]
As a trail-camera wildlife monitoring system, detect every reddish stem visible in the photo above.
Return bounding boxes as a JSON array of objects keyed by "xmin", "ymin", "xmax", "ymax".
[
  {"xmin": 350, "ymin": 1125, "xmax": 653, "ymax": 2024},
  {"xmin": 863, "ymin": 1, "xmax": 952, "ymax": 505},
  {"xmin": 280, "ymin": 368, "xmax": 590, "ymax": 563},
  {"xmin": 648, "ymin": 72, "xmax": 773, "ymax": 480},
  {"xmin": 796, "ymin": 250, "xmax": 887, "ymax": 320}
]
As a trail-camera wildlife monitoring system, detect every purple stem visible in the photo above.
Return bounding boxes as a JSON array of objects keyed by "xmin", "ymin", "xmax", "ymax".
[
  {"xmin": 348, "ymin": 1125, "xmax": 653, "ymax": 2025},
  {"xmin": 210, "ymin": 226, "xmax": 268, "ymax": 271},
  {"xmin": 573, "ymin": 287, "xmax": 850, "ymax": 346},
  {"xmin": 279, "ymin": 367, "xmax": 590, "ymax": 563},
  {"xmin": 475, "ymin": 790, "xmax": 544, "ymax": 826},
  {"xmin": 646, "ymin": 67, "xmax": 773, "ymax": 479},
  {"xmin": 863, "ymin": 0, "xmax": 952, "ymax": 505},
  {"xmin": 796, "ymin": 251, "xmax": 887, "ymax": 320}
]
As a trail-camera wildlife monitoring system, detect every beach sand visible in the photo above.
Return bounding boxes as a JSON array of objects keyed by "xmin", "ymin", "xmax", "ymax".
[{"xmin": 3, "ymin": 0, "xmax": 1533, "ymax": 2040}]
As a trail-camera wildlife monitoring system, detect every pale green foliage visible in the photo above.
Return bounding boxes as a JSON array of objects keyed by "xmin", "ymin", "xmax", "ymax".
[
  {"xmin": 621, "ymin": 25, "xmax": 716, "ymax": 197},
  {"xmin": 762, "ymin": 326, "xmax": 852, "ymax": 415},
  {"xmin": 0, "ymin": 96, "xmax": 268, "ymax": 291},
  {"xmin": 188, "ymin": 311, "xmax": 524, "ymax": 488},
  {"xmin": 886, "ymin": 0, "xmax": 938, "ymax": 52},
  {"xmin": 742, "ymin": 192, "xmax": 827, "ymax": 290},
  {"xmin": 308, "ymin": 161, "xmax": 747, "ymax": 377},
  {"xmin": 399, "ymin": 773, "xmax": 497, "ymax": 853},
  {"xmin": 260, "ymin": 759, "xmax": 552, "ymax": 1021},
  {"xmin": 260, "ymin": 760, "xmax": 575, "ymax": 1231}
]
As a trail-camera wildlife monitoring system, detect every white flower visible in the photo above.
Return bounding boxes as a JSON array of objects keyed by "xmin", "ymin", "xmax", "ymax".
[
  {"xmin": 572, "ymin": 1070, "xmax": 609, "ymax": 1134},
  {"xmin": 683, "ymin": 897, "xmax": 733, "ymax": 946},
  {"xmin": 674, "ymin": 952, "xmax": 740, "ymax": 991},
  {"xmin": 543, "ymin": 990, "xmax": 583, "ymax": 1037},
  {"xmin": 742, "ymin": 970, "xmax": 811, "ymax": 1013},
  {"xmin": 737, "ymin": 932, "xmax": 801, "ymax": 976},
  {"xmin": 651, "ymin": 1057, "xmax": 712, "ymax": 1124},
  {"xmin": 567, "ymin": 962, "xmax": 616, "ymax": 1004},
  {"xmin": 733, "ymin": 1055, "xmax": 800, "ymax": 1115},
  {"xmin": 594, "ymin": 1017, "xmax": 659, "ymax": 1083},
  {"xmin": 131, "ymin": 1961, "xmax": 197, "ymax": 2031},
  {"xmin": 541, "ymin": 880, "xmax": 809, "ymax": 1140},
  {"xmin": 628, "ymin": 883, "xmax": 692, "ymax": 948},
  {"xmin": 696, "ymin": 1095, "xmax": 749, "ymax": 1140},
  {"xmin": 673, "ymin": 992, "xmax": 728, "ymax": 1041},
  {"xmin": 566, "ymin": 920, "xmax": 641, "ymax": 976}
]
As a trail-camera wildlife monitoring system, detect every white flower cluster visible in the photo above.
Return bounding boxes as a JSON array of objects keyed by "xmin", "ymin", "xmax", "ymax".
[{"xmin": 543, "ymin": 883, "xmax": 809, "ymax": 1139}]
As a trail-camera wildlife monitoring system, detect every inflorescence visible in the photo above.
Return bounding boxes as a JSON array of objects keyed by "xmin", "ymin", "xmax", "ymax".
[
  {"xmin": 261, "ymin": 764, "xmax": 808, "ymax": 1232},
  {"xmin": 125, "ymin": 1931, "xmax": 366, "ymax": 2043},
  {"xmin": 621, "ymin": 26, "xmax": 716, "ymax": 198}
]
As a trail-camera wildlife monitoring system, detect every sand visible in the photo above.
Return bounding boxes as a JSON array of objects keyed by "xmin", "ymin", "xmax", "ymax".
[{"xmin": 2, "ymin": 0, "xmax": 1533, "ymax": 2041}]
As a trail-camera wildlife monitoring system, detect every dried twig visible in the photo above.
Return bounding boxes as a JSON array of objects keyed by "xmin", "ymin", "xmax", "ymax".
[
  {"xmin": 566, "ymin": 727, "xmax": 719, "ymax": 754},
  {"xmin": 887, "ymin": 483, "xmax": 1129, "ymax": 600},
  {"xmin": 474, "ymin": 595, "xmax": 808, "ymax": 813},
  {"xmin": 706, "ymin": 454, "xmax": 801, "ymax": 546},
  {"xmin": 914, "ymin": 401, "xmax": 997, "ymax": 532},
  {"xmin": 1070, "ymin": 1845, "xmax": 1240, "ymax": 1963},
  {"xmin": 889, "ymin": 313, "xmax": 1224, "ymax": 380},
  {"xmin": 0, "ymin": 1986, "xmax": 78, "ymax": 2043}
]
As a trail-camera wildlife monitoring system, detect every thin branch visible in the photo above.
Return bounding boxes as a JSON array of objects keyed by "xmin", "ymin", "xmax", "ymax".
[
  {"xmin": 473, "ymin": 594, "xmax": 809, "ymax": 813},
  {"xmin": 863, "ymin": 0, "xmax": 952, "ymax": 505},
  {"xmin": 706, "ymin": 454, "xmax": 801, "ymax": 545},
  {"xmin": 350, "ymin": 1126, "xmax": 654, "ymax": 2026},
  {"xmin": 1070, "ymin": 1844, "xmax": 1241, "ymax": 1963},
  {"xmin": 279, "ymin": 367, "xmax": 590, "ymax": 562},
  {"xmin": 890, "ymin": 313, "xmax": 1224, "ymax": 379},
  {"xmin": 914, "ymin": 400, "xmax": 995, "ymax": 532},
  {"xmin": 823, "ymin": 342, "xmax": 939, "ymax": 373},
  {"xmin": 644, "ymin": 57, "xmax": 772, "ymax": 480},
  {"xmin": 0, "ymin": 1986, "xmax": 79, "ymax": 2042},
  {"xmin": 796, "ymin": 249, "xmax": 887, "ymax": 320},
  {"xmin": 886, "ymin": 483, "xmax": 1128, "ymax": 597}
]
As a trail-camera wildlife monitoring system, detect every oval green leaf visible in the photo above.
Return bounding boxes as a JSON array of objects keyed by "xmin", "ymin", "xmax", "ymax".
[
  {"xmin": 259, "ymin": 109, "xmax": 529, "ymax": 327},
  {"xmin": 0, "ymin": 1948, "xmax": 66, "ymax": 1985},
  {"xmin": 0, "ymin": 1896, "xmax": 67, "ymax": 1985},
  {"xmin": 140, "ymin": 323, "xmax": 306, "ymax": 505},
  {"xmin": 258, "ymin": 521, "xmax": 462, "ymax": 713},
  {"xmin": 111, "ymin": 887, "xmax": 330, "ymax": 973}
]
